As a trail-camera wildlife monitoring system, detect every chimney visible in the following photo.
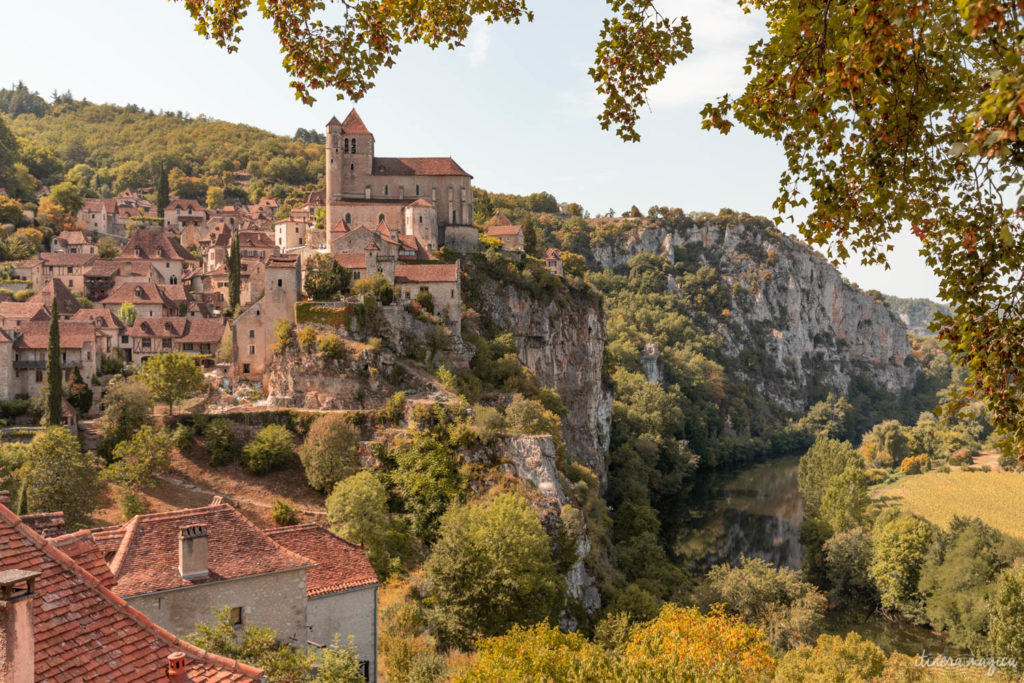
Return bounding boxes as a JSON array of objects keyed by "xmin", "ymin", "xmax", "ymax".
[
  {"xmin": 178, "ymin": 525, "xmax": 209, "ymax": 579},
  {"xmin": 166, "ymin": 652, "xmax": 188, "ymax": 681},
  {"xmin": 0, "ymin": 491, "xmax": 9, "ymax": 509},
  {"xmin": 0, "ymin": 568, "xmax": 40, "ymax": 683}
]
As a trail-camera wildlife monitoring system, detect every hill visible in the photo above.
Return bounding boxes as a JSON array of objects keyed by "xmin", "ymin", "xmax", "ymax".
[
  {"xmin": 0, "ymin": 82, "xmax": 322, "ymax": 207},
  {"xmin": 881, "ymin": 294, "xmax": 949, "ymax": 336}
]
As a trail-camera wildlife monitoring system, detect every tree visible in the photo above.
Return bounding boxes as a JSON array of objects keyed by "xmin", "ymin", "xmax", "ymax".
[
  {"xmin": 36, "ymin": 196, "xmax": 76, "ymax": 231},
  {"xmin": 989, "ymin": 565, "xmax": 1024, "ymax": 666},
  {"xmin": 20, "ymin": 427, "xmax": 101, "ymax": 528},
  {"xmin": 797, "ymin": 436, "xmax": 861, "ymax": 518},
  {"xmin": 0, "ymin": 196, "xmax": 22, "ymax": 225},
  {"xmin": 156, "ymin": 165, "xmax": 170, "ymax": 217},
  {"xmin": 823, "ymin": 527, "xmax": 877, "ymax": 613},
  {"xmin": 858, "ymin": 420, "xmax": 910, "ymax": 469},
  {"xmin": 240, "ymin": 424, "xmax": 295, "ymax": 475},
  {"xmin": 47, "ymin": 181, "xmax": 83, "ymax": 216},
  {"xmin": 65, "ymin": 365, "xmax": 92, "ymax": 415},
  {"xmin": 457, "ymin": 623, "xmax": 615, "ymax": 682},
  {"xmin": 352, "ymin": 274, "xmax": 392, "ymax": 304},
  {"xmin": 97, "ymin": 378, "xmax": 153, "ymax": 461},
  {"xmin": 298, "ymin": 413, "xmax": 360, "ymax": 493},
  {"xmin": 205, "ymin": 185, "xmax": 225, "ymax": 210},
  {"xmin": 694, "ymin": 557, "xmax": 826, "ymax": 650},
  {"xmin": 774, "ymin": 632, "xmax": 889, "ymax": 682},
  {"xmin": 870, "ymin": 513, "xmax": 934, "ymax": 620},
  {"xmin": 390, "ymin": 434, "xmax": 462, "ymax": 544},
  {"xmin": 44, "ymin": 296, "xmax": 62, "ymax": 425},
  {"xmin": 304, "ymin": 252, "xmax": 350, "ymax": 300},
  {"xmin": 327, "ymin": 470, "xmax": 413, "ymax": 578},
  {"xmin": 138, "ymin": 351, "xmax": 205, "ymax": 415},
  {"xmin": 423, "ymin": 493, "xmax": 564, "ymax": 650},
  {"xmin": 227, "ymin": 231, "xmax": 241, "ymax": 312},
  {"xmin": 117, "ymin": 301, "xmax": 137, "ymax": 327},
  {"xmin": 175, "ymin": 1, "xmax": 691, "ymax": 142},
  {"xmin": 818, "ymin": 466, "xmax": 870, "ymax": 535},
  {"xmin": 105, "ymin": 425, "xmax": 173, "ymax": 492}
]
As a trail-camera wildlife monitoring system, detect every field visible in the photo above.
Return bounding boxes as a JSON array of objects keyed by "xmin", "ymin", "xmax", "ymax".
[{"xmin": 877, "ymin": 470, "xmax": 1024, "ymax": 540}]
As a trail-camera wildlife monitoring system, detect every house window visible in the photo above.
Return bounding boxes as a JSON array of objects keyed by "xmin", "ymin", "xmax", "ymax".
[
  {"xmin": 242, "ymin": 363, "xmax": 250, "ymax": 374},
  {"xmin": 416, "ymin": 184, "xmax": 420, "ymax": 195},
  {"xmin": 277, "ymin": 279, "xmax": 283, "ymax": 288},
  {"xmin": 359, "ymin": 661, "xmax": 370, "ymax": 681},
  {"xmin": 35, "ymin": 370, "xmax": 43, "ymax": 382},
  {"xmin": 248, "ymin": 345, "xmax": 255, "ymax": 355},
  {"xmin": 345, "ymin": 213, "xmax": 352, "ymax": 225},
  {"xmin": 453, "ymin": 210, "xmax": 457, "ymax": 223},
  {"xmin": 183, "ymin": 343, "xmax": 193, "ymax": 351},
  {"xmin": 249, "ymin": 329, "xmax": 255, "ymax": 339},
  {"xmin": 352, "ymin": 140, "xmax": 357, "ymax": 153},
  {"xmin": 162, "ymin": 338, "xmax": 172, "ymax": 349},
  {"xmin": 121, "ymin": 335, "xmax": 128, "ymax": 343},
  {"xmin": 229, "ymin": 607, "xmax": 243, "ymax": 626}
]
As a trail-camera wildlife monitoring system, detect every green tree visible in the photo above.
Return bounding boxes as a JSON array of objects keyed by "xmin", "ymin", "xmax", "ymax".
[
  {"xmin": 156, "ymin": 165, "xmax": 170, "ymax": 217},
  {"xmin": 822, "ymin": 527, "xmax": 877, "ymax": 613},
  {"xmin": 227, "ymin": 231, "xmax": 241, "ymax": 312},
  {"xmin": 44, "ymin": 296, "xmax": 62, "ymax": 426},
  {"xmin": 774, "ymin": 632, "xmax": 888, "ymax": 682},
  {"xmin": 327, "ymin": 470, "xmax": 413, "ymax": 578},
  {"xmin": 97, "ymin": 378, "xmax": 153, "ymax": 461},
  {"xmin": 0, "ymin": 196, "xmax": 22, "ymax": 225},
  {"xmin": 424, "ymin": 493, "xmax": 564, "ymax": 650},
  {"xmin": 97, "ymin": 236, "xmax": 119, "ymax": 259},
  {"xmin": 870, "ymin": 513, "xmax": 934, "ymax": 620},
  {"xmin": 818, "ymin": 466, "xmax": 870, "ymax": 535},
  {"xmin": 298, "ymin": 413, "xmax": 360, "ymax": 493},
  {"xmin": 20, "ymin": 426, "xmax": 101, "ymax": 528},
  {"xmin": 989, "ymin": 565, "xmax": 1024, "ymax": 666},
  {"xmin": 695, "ymin": 557, "xmax": 826, "ymax": 650},
  {"xmin": 457, "ymin": 623, "xmax": 615, "ymax": 682},
  {"xmin": 351, "ymin": 273, "xmax": 393, "ymax": 305},
  {"xmin": 797, "ymin": 436, "xmax": 861, "ymax": 518},
  {"xmin": 118, "ymin": 301, "xmax": 137, "ymax": 327},
  {"xmin": 390, "ymin": 434, "xmax": 462, "ymax": 544},
  {"xmin": 64, "ymin": 365, "xmax": 92, "ymax": 415},
  {"xmin": 105, "ymin": 425, "xmax": 173, "ymax": 492},
  {"xmin": 47, "ymin": 181, "xmax": 83, "ymax": 216},
  {"xmin": 304, "ymin": 252, "xmax": 350, "ymax": 300},
  {"xmin": 138, "ymin": 351, "xmax": 205, "ymax": 415},
  {"xmin": 240, "ymin": 424, "xmax": 295, "ymax": 475},
  {"xmin": 205, "ymin": 185, "xmax": 225, "ymax": 210}
]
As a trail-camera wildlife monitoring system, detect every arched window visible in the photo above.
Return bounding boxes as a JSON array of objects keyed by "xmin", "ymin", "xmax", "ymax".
[
  {"xmin": 344, "ymin": 139, "xmax": 349, "ymax": 153},
  {"xmin": 345, "ymin": 213, "xmax": 352, "ymax": 225},
  {"xmin": 378, "ymin": 213, "xmax": 386, "ymax": 224},
  {"xmin": 352, "ymin": 139, "xmax": 357, "ymax": 153},
  {"xmin": 452, "ymin": 210, "xmax": 457, "ymax": 223}
]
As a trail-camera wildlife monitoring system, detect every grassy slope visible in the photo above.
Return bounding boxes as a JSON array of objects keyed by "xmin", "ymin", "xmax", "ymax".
[{"xmin": 878, "ymin": 469, "xmax": 1024, "ymax": 540}]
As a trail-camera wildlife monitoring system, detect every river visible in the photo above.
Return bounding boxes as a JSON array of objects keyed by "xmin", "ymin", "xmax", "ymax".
[{"xmin": 671, "ymin": 454, "xmax": 950, "ymax": 656}]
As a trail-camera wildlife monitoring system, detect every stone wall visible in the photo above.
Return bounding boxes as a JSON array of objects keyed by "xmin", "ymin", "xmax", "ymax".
[{"xmin": 306, "ymin": 586, "xmax": 377, "ymax": 681}]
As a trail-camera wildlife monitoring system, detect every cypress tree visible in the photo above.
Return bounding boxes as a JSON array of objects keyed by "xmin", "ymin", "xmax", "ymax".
[
  {"xmin": 227, "ymin": 231, "xmax": 241, "ymax": 312},
  {"xmin": 45, "ymin": 296, "xmax": 63, "ymax": 425},
  {"xmin": 156, "ymin": 165, "xmax": 170, "ymax": 218}
]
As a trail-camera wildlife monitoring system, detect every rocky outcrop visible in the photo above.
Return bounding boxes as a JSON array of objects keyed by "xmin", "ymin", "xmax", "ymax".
[
  {"xmin": 592, "ymin": 217, "xmax": 919, "ymax": 413},
  {"xmin": 463, "ymin": 259, "xmax": 613, "ymax": 482}
]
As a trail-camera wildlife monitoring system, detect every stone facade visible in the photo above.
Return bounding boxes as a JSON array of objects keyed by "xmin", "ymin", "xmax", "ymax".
[
  {"xmin": 232, "ymin": 256, "xmax": 301, "ymax": 381},
  {"xmin": 306, "ymin": 586, "xmax": 377, "ymax": 679}
]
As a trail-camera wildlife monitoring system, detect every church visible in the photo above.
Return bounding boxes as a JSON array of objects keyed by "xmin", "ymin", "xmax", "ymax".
[{"xmin": 324, "ymin": 110, "xmax": 479, "ymax": 252}]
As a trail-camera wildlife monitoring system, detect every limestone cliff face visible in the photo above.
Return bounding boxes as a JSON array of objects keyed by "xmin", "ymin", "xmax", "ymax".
[
  {"xmin": 591, "ymin": 217, "xmax": 919, "ymax": 413},
  {"xmin": 463, "ymin": 260, "xmax": 613, "ymax": 481}
]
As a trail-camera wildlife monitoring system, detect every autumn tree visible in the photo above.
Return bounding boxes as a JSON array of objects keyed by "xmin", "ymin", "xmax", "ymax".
[
  {"xmin": 138, "ymin": 351, "xmax": 205, "ymax": 415},
  {"xmin": 298, "ymin": 413, "xmax": 360, "ymax": 493}
]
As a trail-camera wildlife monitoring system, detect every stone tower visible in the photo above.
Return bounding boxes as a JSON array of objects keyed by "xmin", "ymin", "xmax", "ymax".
[{"xmin": 325, "ymin": 110, "xmax": 375, "ymax": 241}]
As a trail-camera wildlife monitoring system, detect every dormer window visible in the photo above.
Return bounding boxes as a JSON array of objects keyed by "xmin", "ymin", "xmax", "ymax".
[
  {"xmin": 135, "ymin": 248, "xmax": 142, "ymax": 256},
  {"xmin": 135, "ymin": 286, "xmax": 144, "ymax": 297}
]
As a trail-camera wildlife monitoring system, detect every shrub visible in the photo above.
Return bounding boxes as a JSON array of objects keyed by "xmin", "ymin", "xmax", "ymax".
[
  {"xmin": 949, "ymin": 448, "xmax": 977, "ymax": 466},
  {"xmin": 317, "ymin": 331, "xmax": 345, "ymax": 359},
  {"xmin": 298, "ymin": 414, "xmax": 360, "ymax": 492},
  {"xmin": 272, "ymin": 499, "xmax": 298, "ymax": 526},
  {"xmin": 504, "ymin": 396, "xmax": 561, "ymax": 438},
  {"xmin": 899, "ymin": 453, "xmax": 930, "ymax": 475},
  {"xmin": 415, "ymin": 290, "xmax": 434, "ymax": 314},
  {"xmin": 241, "ymin": 425, "xmax": 295, "ymax": 475},
  {"xmin": 119, "ymin": 490, "xmax": 148, "ymax": 520},
  {"xmin": 171, "ymin": 424, "xmax": 195, "ymax": 453},
  {"xmin": 472, "ymin": 405, "xmax": 504, "ymax": 444},
  {"xmin": 100, "ymin": 355, "xmax": 124, "ymax": 375},
  {"xmin": 97, "ymin": 378, "xmax": 153, "ymax": 462},
  {"xmin": 379, "ymin": 391, "xmax": 406, "ymax": 425},
  {"xmin": 353, "ymin": 274, "xmax": 394, "ymax": 305},
  {"xmin": 998, "ymin": 453, "xmax": 1019, "ymax": 471},
  {"xmin": 272, "ymin": 319, "xmax": 294, "ymax": 354},
  {"xmin": 296, "ymin": 326, "xmax": 317, "ymax": 353},
  {"xmin": 203, "ymin": 417, "xmax": 238, "ymax": 466}
]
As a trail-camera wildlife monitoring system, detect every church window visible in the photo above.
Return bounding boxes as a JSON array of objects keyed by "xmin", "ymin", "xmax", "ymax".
[
  {"xmin": 344, "ymin": 138, "xmax": 349, "ymax": 153},
  {"xmin": 350, "ymin": 164, "xmax": 354, "ymax": 172},
  {"xmin": 384, "ymin": 185, "xmax": 388, "ymax": 196},
  {"xmin": 378, "ymin": 213, "xmax": 386, "ymax": 224},
  {"xmin": 345, "ymin": 213, "xmax": 352, "ymax": 225},
  {"xmin": 419, "ymin": 216, "xmax": 423, "ymax": 224},
  {"xmin": 352, "ymin": 139, "xmax": 357, "ymax": 153},
  {"xmin": 416, "ymin": 184, "xmax": 420, "ymax": 195}
]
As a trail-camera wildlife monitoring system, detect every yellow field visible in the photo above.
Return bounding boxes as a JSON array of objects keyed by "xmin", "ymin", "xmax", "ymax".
[{"xmin": 876, "ymin": 471, "xmax": 1024, "ymax": 540}]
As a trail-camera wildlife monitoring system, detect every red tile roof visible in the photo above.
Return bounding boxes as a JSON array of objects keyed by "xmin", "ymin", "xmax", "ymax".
[
  {"xmin": 39, "ymin": 252, "xmax": 97, "ymax": 268},
  {"xmin": 394, "ymin": 263, "xmax": 459, "ymax": 284},
  {"xmin": 486, "ymin": 211, "xmax": 514, "ymax": 227},
  {"xmin": 0, "ymin": 503, "xmax": 262, "ymax": 681},
  {"xmin": 12, "ymin": 321, "xmax": 100, "ymax": 350},
  {"xmin": 108, "ymin": 504, "xmax": 313, "ymax": 597},
  {"xmin": 335, "ymin": 253, "xmax": 368, "ymax": 270},
  {"xmin": 71, "ymin": 308, "xmax": 125, "ymax": 330},
  {"xmin": 56, "ymin": 230, "xmax": 91, "ymax": 245},
  {"xmin": 128, "ymin": 317, "xmax": 225, "ymax": 345},
  {"xmin": 20, "ymin": 511, "xmax": 67, "ymax": 539},
  {"xmin": 101, "ymin": 282, "xmax": 176, "ymax": 308},
  {"xmin": 265, "ymin": 524, "xmax": 378, "ymax": 596},
  {"xmin": 29, "ymin": 279, "xmax": 83, "ymax": 315},
  {"xmin": 50, "ymin": 530, "xmax": 118, "ymax": 589},
  {"xmin": 339, "ymin": 109, "xmax": 371, "ymax": 135},
  {"xmin": 373, "ymin": 157, "xmax": 470, "ymax": 177},
  {"xmin": 0, "ymin": 301, "xmax": 48, "ymax": 321},
  {"xmin": 120, "ymin": 228, "xmax": 196, "ymax": 262},
  {"xmin": 486, "ymin": 224, "xmax": 523, "ymax": 238}
]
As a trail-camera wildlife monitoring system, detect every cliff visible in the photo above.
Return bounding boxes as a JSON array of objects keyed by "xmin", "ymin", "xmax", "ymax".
[
  {"xmin": 462, "ymin": 257, "xmax": 613, "ymax": 482},
  {"xmin": 591, "ymin": 216, "xmax": 919, "ymax": 414}
]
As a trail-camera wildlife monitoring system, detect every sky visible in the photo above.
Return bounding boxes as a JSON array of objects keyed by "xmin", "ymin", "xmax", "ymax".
[{"xmin": 0, "ymin": 0, "xmax": 939, "ymax": 299}]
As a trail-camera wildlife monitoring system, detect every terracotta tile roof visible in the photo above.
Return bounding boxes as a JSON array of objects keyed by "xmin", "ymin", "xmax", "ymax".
[
  {"xmin": 408, "ymin": 198, "xmax": 435, "ymax": 208},
  {"xmin": 486, "ymin": 211, "xmax": 513, "ymax": 227},
  {"xmin": 266, "ymin": 255, "xmax": 298, "ymax": 268},
  {"xmin": 335, "ymin": 253, "xmax": 368, "ymax": 270},
  {"xmin": 12, "ymin": 321, "xmax": 100, "ymax": 350},
  {"xmin": 20, "ymin": 511, "xmax": 67, "ymax": 538},
  {"xmin": 339, "ymin": 109, "xmax": 371, "ymax": 135},
  {"xmin": 71, "ymin": 307, "xmax": 125, "ymax": 330},
  {"xmin": 266, "ymin": 525, "xmax": 378, "ymax": 596},
  {"xmin": 39, "ymin": 251, "xmax": 97, "ymax": 268},
  {"xmin": 545, "ymin": 248, "xmax": 562, "ymax": 260},
  {"xmin": 101, "ymin": 282, "xmax": 175, "ymax": 308},
  {"xmin": 128, "ymin": 317, "xmax": 225, "ymax": 344},
  {"xmin": 159, "ymin": 283, "xmax": 189, "ymax": 304},
  {"xmin": 119, "ymin": 228, "xmax": 196, "ymax": 262},
  {"xmin": 50, "ymin": 530, "xmax": 118, "ymax": 589},
  {"xmin": 0, "ymin": 301, "xmax": 47, "ymax": 321},
  {"xmin": 82, "ymin": 197, "xmax": 117, "ymax": 213},
  {"xmin": 56, "ymin": 230, "xmax": 91, "ymax": 245},
  {"xmin": 0, "ymin": 503, "xmax": 263, "ymax": 681},
  {"xmin": 486, "ymin": 224, "xmax": 523, "ymax": 238},
  {"xmin": 373, "ymin": 157, "xmax": 470, "ymax": 177},
  {"xmin": 166, "ymin": 199, "xmax": 205, "ymax": 213},
  {"xmin": 108, "ymin": 504, "xmax": 313, "ymax": 597},
  {"xmin": 29, "ymin": 279, "xmax": 83, "ymax": 315},
  {"xmin": 306, "ymin": 190, "xmax": 325, "ymax": 206},
  {"xmin": 394, "ymin": 263, "xmax": 459, "ymax": 284}
]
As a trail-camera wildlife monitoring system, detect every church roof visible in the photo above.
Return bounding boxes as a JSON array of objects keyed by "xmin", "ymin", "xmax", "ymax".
[
  {"xmin": 373, "ymin": 157, "xmax": 470, "ymax": 177},
  {"xmin": 340, "ymin": 109, "xmax": 371, "ymax": 135}
]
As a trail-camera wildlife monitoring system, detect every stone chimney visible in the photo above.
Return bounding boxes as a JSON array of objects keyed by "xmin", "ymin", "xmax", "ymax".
[
  {"xmin": 178, "ymin": 525, "xmax": 209, "ymax": 579},
  {"xmin": 166, "ymin": 651, "xmax": 188, "ymax": 681},
  {"xmin": 0, "ymin": 568, "xmax": 40, "ymax": 683}
]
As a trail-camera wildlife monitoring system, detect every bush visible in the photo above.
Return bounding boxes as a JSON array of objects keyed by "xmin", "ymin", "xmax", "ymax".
[
  {"xmin": 379, "ymin": 391, "xmax": 406, "ymax": 425},
  {"xmin": 272, "ymin": 499, "xmax": 298, "ymax": 526},
  {"xmin": 317, "ymin": 331, "xmax": 345, "ymax": 359},
  {"xmin": 241, "ymin": 425, "xmax": 295, "ymax": 475},
  {"xmin": 899, "ymin": 453, "xmax": 930, "ymax": 475},
  {"xmin": 353, "ymin": 274, "xmax": 394, "ymax": 305},
  {"xmin": 504, "ymin": 396, "xmax": 561, "ymax": 438},
  {"xmin": 203, "ymin": 417, "xmax": 238, "ymax": 466},
  {"xmin": 0, "ymin": 399, "xmax": 30, "ymax": 419},
  {"xmin": 296, "ymin": 326, "xmax": 317, "ymax": 353},
  {"xmin": 415, "ymin": 290, "xmax": 434, "ymax": 314},
  {"xmin": 998, "ymin": 453, "xmax": 1019, "ymax": 471},
  {"xmin": 119, "ymin": 490, "xmax": 148, "ymax": 520},
  {"xmin": 171, "ymin": 424, "xmax": 195, "ymax": 453},
  {"xmin": 473, "ymin": 405, "xmax": 504, "ymax": 444},
  {"xmin": 297, "ymin": 414, "xmax": 360, "ymax": 492},
  {"xmin": 949, "ymin": 447, "xmax": 977, "ymax": 466},
  {"xmin": 100, "ymin": 355, "xmax": 124, "ymax": 376},
  {"xmin": 272, "ymin": 319, "xmax": 294, "ymax": 354}
]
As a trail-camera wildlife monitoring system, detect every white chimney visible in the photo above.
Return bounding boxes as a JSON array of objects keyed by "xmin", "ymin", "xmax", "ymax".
[
  {"xmin": 0, "ymin": 568, "xmax": 40, "ymax": 683},
  {"xmin": 178, "ymin": 525, "xmax": 209, "ymax": 579}
]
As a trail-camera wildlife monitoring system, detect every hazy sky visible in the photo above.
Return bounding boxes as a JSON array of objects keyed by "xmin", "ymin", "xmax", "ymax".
[{"xmin": 1, "ymin": 0, "xmax": 939, "ymax": 299}]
